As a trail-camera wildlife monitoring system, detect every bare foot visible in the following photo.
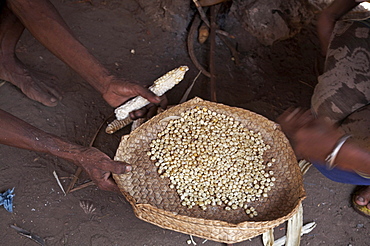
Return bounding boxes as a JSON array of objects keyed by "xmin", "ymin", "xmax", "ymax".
[
  {"xmin": 0, "ymin": 55, "xmax": 62, "ymax": 107},
  {"xmin": 354, "ymin": 186, "xmax": 370, "ymax": 210}
]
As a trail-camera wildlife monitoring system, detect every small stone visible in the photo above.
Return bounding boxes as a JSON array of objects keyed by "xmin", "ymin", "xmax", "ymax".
[{"xmin": 356, "ymin": 223, "xmax": 364, "ymax": 228}]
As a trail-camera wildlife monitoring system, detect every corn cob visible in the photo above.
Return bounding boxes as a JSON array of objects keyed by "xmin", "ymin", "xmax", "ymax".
[
  {"xmin": 114, "ymin": 66, "xmax": 189, "ymax": 121},
  {"xmin": 106, "ymin": 107, "xmax": 167, "ymax": 134},
  {"xmin": 106, "ymin": 117, "xmax": 134, "ymax": 134}
]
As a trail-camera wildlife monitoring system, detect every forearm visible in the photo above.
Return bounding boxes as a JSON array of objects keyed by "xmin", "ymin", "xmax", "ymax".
[
  {"xmin": 278, "ymin": 108, "xmax": 370, "ymax": 175},
  {"xmin": 0, "ymin": 109, "xmax": 130, "ymax": 191},
  {"xmin": 0, "ymin": 109, "xmax": 85, "ymax": 164},
  {"xmin": 321, "ymin": 0, "xmax": 359, "ymax": 21},
  {"xmin": 335, "ymin": 141, "xmax": 370, "ymax": 175},
  {"xmin": 317, "ymin": 0, "xmax": 359, "ymax": 54},
  {"xmin": 8, "ymin": 0, "xmax": 111, "ymax": 94}
]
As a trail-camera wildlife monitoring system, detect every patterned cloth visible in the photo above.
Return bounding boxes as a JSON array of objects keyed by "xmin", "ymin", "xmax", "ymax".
[
  {"xmin": 311, "ymin": 19, "xmax": 370, "ymax": 185},
  {"xmin": 312, "ymin": 19, "xmax": 370, "ymax": 124}
]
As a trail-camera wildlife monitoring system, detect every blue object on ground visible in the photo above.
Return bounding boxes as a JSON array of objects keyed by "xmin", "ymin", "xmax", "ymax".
[{"xmin": 0, "ymin": 187, "xmax": 15, "ymax": 212}]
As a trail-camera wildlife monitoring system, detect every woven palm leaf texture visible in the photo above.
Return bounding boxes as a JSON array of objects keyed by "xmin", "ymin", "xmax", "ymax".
[{"xmin": 113, "ymin": 97, "xmax": 305, "ymax": 244}]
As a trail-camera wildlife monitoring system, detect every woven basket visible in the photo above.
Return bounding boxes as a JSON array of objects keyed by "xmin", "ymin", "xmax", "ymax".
[{"xmin": 113, "ymin": 97, "xmax": 306, "ymax": 244}]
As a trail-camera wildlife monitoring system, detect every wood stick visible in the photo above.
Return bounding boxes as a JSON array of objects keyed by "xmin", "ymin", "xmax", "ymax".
[
  {"xmin": 209, "ymin": 5, "xmax": 217, "ymax": 102},
  {"xmin": 187, "ymin": 14, "xmax": 211, "ymax": 78},
  {"xmin": 66, "ymin": 167, "xmax": 82, "ymax": 193},
  {"xmin": 69, "ymin": 181, "xmax": 95, "ymax": 193}
]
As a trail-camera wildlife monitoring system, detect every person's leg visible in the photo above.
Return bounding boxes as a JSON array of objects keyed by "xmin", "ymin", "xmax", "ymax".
[
  {"xmin": 0, "ymin": 2, "xmax": 62, "ymax": 106},
  {"xmin": 2, "ymin": 0, "xmax": 160, "ymax": 108},
  {"xmin": 312, "ymin": 162, "xmax": 370, "ymax": 211},
  {"xmin": 7, "ymin": 0, "xmax": 113, "ymax": 96},
  {"xmin": 340, "ymin": 105, "xmax": 370, "ymax": 211}
]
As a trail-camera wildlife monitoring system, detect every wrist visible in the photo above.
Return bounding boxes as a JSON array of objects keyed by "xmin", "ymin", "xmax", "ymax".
[
  {"xmin": 45, "ymin": 136, "xmax": 86, "ymax": 165},
  {"xmin": 325, "ymin": 134, "xmax": 351, "ymax": 170},
  {"xmin": 336, "ymin": 141, "xmax": 370, "ymax": 173},
  {"xmin": 98, "ymin": 74, "xmax": 113, "ymax": 95},
  {"xmin": 89, "ymin": 73, "xmax": 112, "ymax": 95}
]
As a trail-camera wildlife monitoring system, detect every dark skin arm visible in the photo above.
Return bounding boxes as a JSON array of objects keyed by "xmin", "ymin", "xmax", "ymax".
[
  {"xmin": 317, "ymin": 0, "xmax": 360, "ymax": 55},
  {"xmin": 277, "ymin": 108, "xmax": 370, "ymax": 175},
  {"xmin": 1, "ymin": 0, "xmax": 170, "ymax": 192},
  {"xmin": 0, "ymin": 109, "xmax": 129, "ymax": 192},
  {"xmin": 7, "ymin": 0, "xmax": 162, "ymax": 109}
]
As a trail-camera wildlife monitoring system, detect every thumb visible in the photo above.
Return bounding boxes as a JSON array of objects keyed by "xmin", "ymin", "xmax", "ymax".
[
  {"xmin": 102, "ymin": 160, "xmax": 132, "ymax": 174},
  {"xmin": 96, "ymin": 173, "xmax": 122, "ymax": 193}
]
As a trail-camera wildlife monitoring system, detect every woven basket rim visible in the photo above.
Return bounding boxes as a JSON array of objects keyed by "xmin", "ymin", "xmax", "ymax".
[{"xmin": 113, "ymin": 97, "xmax": 306, "ymax": 243}]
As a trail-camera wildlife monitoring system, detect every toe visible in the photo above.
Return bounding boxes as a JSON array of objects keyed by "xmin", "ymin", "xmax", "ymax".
[
  {"xmin": 355, "ymin": 195, "xmax": 368, "ymax": 206},
  {"xmin": 22, "ymin": 83, "xmax": 59, "ymax": 107},
  {"xmin": 354, "ymin": 186, "xmax": 370, "ymax": 206}
]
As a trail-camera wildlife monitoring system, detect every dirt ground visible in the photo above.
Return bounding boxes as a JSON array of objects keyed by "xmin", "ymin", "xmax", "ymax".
[{"xmin": 0, "ymin": 0, "xmax": 369, "ymax": 245}]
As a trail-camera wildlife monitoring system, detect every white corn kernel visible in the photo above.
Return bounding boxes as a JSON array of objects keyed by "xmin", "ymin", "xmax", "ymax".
[{"xmin": 148, "ymin": 106, "xmax": 278, "ymax": 217}]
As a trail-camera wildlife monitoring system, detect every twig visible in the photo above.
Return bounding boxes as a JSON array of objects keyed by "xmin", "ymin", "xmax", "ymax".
[
  {"xmin": 179, "ymin": 71, "xmax": 202, "ymax": 103},
  {"xmin": 187, "ymin": 5, "xmax": 238, "ymax": 78},
  {"xmin": 192, "ymin": 0, "xmax": 234, "ymax": 39},
  {"xmin": 209, "ymin": 5, "xmax": 217, "ymax": 102},
  {"xmin": 69, "ymin": 181, "xmax": 94, "ymax": 193},
  {"xmin": 10, "ymin": 225, "xmax": 46, "ymax": 246},
  {"xmin": 188, "ymin": 14, "xmax": 211, "ymax": 78},
  {"xmin": 190, "ymin": 235, "xmax": 197, "ymax": 245},
  {"xmin": 0, "ymin": 80, "xmax": 6, "ymax": 88},
  {"xmin": 59, "ymin": 176, "xmax": 73, "ymax": 180},
  {"xmin": 216, "ymin": 30, "xmax": 235, "ymax": 39},
  {"xmin": 193, "ymin": 0, "xmax": 210, "ymax": 27},
  {"xmin": 217, "ymin": 34, "xmax": 240, "ymax": 66},
  {"xmin": 53, "ymin": 171, "xmax": 66, "ymax": 196},
  {"xmin": 66, "ymin": 167, "xmax": 83, "ymax": 194},
  {"xmin": 298, "ymin": 80, "xmax": 314, "ymax": 88}
]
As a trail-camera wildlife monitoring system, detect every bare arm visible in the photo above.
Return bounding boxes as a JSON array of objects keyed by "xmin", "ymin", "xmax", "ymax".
[
  {"xmin": 317, "ymin": 0, "xmax": 360, "ymax": 55},
  {"xmin": 0, "ymin": 108, "xmax": 130, "ymax": 192},
  {"xmin": 7, "ymin": 0, "xmax": 161, "ymax": 108},
  {"xmin": 277, "ymin": 108, "xmax": 370, "ymax": 175}
]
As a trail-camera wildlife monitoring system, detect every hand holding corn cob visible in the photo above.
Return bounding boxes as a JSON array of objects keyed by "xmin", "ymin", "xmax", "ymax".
[
  {"xmin": 106, "ymin": 66, "xmax": 189, "ymax": 133},
  {"xmin": 102, "ymin": 78, "xmax": 162, "ymax": 108},
  {"xmin": 115, "ymin": 66, "xmax": 189, "ymax": 120}
]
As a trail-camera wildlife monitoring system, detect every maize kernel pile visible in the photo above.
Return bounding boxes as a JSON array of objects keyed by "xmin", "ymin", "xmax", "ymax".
[{"xmin": 148, "ymin": 106, "xmax": 276, "ymax": 218}]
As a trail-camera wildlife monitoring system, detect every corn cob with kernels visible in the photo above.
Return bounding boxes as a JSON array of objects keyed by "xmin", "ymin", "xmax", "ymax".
[{"xmin": 114, "ymin": 66, "xmax": 189, "ymax": 121}]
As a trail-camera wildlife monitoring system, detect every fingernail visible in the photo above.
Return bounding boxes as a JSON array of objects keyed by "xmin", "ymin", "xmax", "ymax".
[
  {"xmin": 155, "ymin": 96, "xmax": 161, "ymax": 102},
  {"xmin": 50, "ymin": 97, "xmax": 57, "ymax": 102},
  {"xmin": 126, "ymin": 165, "xmax": 132, "ymax": 172},
  {"xmin": 356, "ymin": 196, "xmax": 365, "ymax": 202}
]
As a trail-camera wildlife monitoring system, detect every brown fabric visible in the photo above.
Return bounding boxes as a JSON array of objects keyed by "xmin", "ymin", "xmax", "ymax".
[
  {"xmin": 340, "ymin": 104, "xmax": 370, "ymax": 150},
  {"xmin": 113, "ymin": 97, "xmax": 305, "ymax": 244},
  {"xmin": 312, "ymin": 20, "xmax": 370, "ymax": 123}
]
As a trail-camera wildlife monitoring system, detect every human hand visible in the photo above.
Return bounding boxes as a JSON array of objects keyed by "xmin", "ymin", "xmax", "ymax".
[
  {"xmin": 73, "ymin": 146, "xmax": 131, "ymax": 192},
  {"xmin": 277, "ymin": 108, "xmax": 342, "ymax": 162},
  {"xmin": 129, "ymin": 94, "xmax": 168, "ymax": 120},
  {"xmin": 277, "ymin": 108, "xmax": 315, "ymax": 140},
  {"xmin": 102, "ymin": 77, "xmax": 168, "ymax": 120},
  {"xmin": 102, "ymin": 77, "xmax": 162, "ymax": 108}
]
